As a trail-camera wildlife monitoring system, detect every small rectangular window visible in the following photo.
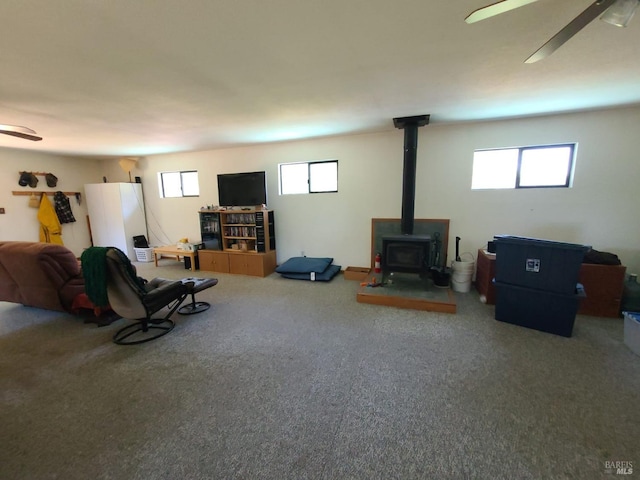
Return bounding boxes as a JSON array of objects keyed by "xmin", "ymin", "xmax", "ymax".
[
  {"xmin": 180, "ymin": 171, "xmax": 200, "ymax": 196},
  {"xmin": 471, "ymin": 144, "xmax": 575, "ymax": 190},
  {"xmin": 280, "ymin": 163, "xmax": 310, "ymax": 195},
  {"xmin": 471, "ymin": 149, "xmax": 518, "ymax": 189},
  {"xmin": 518, "ymin": 146, "xmax": 573, "ymax": 187},
  {"xmin": 279, "ymin": 160, "xmax": 338, "ymax": 195},
  {"xmin": 158, "ymin": 170, "xmax": 200, "ymax": 198}
]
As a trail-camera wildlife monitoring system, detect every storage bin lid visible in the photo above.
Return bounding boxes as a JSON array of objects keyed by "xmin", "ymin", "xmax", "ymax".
[
  {"xmin": 493, "ymin": 235, "xmax": 590, "ymax": 252},
  {"xmin": 623, "ymin": 311, "xmax": 640, "ymax": 323}
]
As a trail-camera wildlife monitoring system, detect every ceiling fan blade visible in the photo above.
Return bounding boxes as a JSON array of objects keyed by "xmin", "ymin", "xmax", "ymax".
[
  {"xmin": 525, "ymin": 0, "xmax": 617, "ymax": 63},
  {"xmin": 0, "ymin": 124, "xmax": 43, "ymax": 141},
  {"xmin": 465, "ymin": 0, "xmax": 539, "ymax": 24}
]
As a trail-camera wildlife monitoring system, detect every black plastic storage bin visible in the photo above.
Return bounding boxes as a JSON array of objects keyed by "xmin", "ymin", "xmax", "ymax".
[
  {"xmin": 132, "ymin": 235, "xmax": 149, "ymax": 248},
  {"xmin": 494, "ymin": 281, "xmax": 585, "ymax": 337},
  {"xmin": 494, "ymin": 235, "xmax": 589, "ymax": 295}
]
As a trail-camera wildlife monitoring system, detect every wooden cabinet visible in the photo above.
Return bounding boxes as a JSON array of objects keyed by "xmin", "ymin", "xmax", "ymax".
[
  {"xmin": 197, "ymin": 209, "xmax": 277, "ymax": 278},
  {"xmin": 476, "ymin": 249, "xmax": 497, "ymax": 304},
  {"xmin": 200, "ymin": 250, "xmax": 276, "ymax": 277},
  {"xmin": 475, "ymin": 247, "xmax": 626, "ymax": 317},
  {"xmin": 199, "ymin": 209, "xmax": 275, "ymax": 253},
  {"xmin": 198, "ymin": 250, "xmax": 230, "ymax": 274},
  {"xmin": 228, "ymin": 251, "xmax": 277, "ymax": 277},
  {"xmin": 578, "ymin": 264, "xmax": 626, "ymax": 318}
]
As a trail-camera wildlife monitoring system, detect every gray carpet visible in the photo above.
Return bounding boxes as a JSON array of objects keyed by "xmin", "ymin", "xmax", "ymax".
[{"xmin": 1, "ymin": 260, "xmax": 639, "ymax": 480}]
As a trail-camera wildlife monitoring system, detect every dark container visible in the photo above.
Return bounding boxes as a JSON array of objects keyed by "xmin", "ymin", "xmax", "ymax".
[
  {"xmin": 184, "ymin": 243, "xmax": 204, "ymax": 270},
  {"xmin": 199, "ymin": 212, "xmax": 222, "ymax": 251},
  {"xmin": 494, "ymin": 235, "xmax": 589, "ymax": 295},
  {"xmin": 132, "ymin": 235, "xmax": 149, "ymax": 248},
  {"xmin": 622, "ymin": 277, "xmax": 640, "ymax": 313},
  {"xmin": 494, "ymin": 281, "xmax": 585, "ymax": 337},
  {"xmin": 184, "ymin": 256, "xmax": 200, "ymax": 270}
]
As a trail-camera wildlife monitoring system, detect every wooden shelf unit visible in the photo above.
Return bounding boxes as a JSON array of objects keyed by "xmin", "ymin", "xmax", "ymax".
[{"xmin": 197, "ymin": 209, "xmax": 276, "ymax": 277}]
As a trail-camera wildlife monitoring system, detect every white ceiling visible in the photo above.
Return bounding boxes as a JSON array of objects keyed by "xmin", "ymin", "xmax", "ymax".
[{"xmin": 1, "ymin": 0, "xmax": 639, "ymax": 158}]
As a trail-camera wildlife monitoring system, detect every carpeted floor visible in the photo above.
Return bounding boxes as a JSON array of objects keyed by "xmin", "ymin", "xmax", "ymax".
[{"xmin": 1, "ymin": 259, "xmax": 638, "ymax": 480}]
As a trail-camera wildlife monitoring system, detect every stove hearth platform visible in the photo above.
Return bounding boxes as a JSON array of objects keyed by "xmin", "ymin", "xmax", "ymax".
[{"xmin": 356, "ymin": 272, "xmax": 456, "ymax": 313}]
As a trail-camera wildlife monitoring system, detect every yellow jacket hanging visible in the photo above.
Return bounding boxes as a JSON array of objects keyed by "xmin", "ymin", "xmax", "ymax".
[{"xmin": 37, "ymin": 193, "xmax": 64, "ymax": 245}]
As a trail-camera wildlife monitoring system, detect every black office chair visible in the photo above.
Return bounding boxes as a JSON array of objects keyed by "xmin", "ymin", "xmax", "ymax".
[{"xmin": 102, "ymin": 247, "xmax": 190, "ymax": 345}]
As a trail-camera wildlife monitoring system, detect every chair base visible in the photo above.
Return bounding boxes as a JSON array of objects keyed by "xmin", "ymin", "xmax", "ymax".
[
  {"xmin": 113, "ymin": 319, "xmax": 175, "ymax": 345},
  {"xmin": 178, "ymin": 300, "xmax": 210, "ymax": 315},
  {"xmin": 177, "ymin": 278, "xmax": 218, "ymax": 315}
]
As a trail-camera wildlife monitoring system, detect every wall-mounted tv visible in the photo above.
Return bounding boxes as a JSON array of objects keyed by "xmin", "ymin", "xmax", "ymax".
[{"xmin": 217, "ymin": 171, "xmax": 267, "ymax": 207}]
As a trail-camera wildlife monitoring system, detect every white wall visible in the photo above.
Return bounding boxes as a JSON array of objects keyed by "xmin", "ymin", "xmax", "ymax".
[
  {"xmin": 134, "ymin": 105, "xmax": 640, "ymax": 275},
  {"xmin": 425, "ymin": 107, "xmax": 639, "ymax": 270},
  {"xmin": 2, "ymin": 105, "xmax": 639, "ymax": 275},
  {"xmin": 0, "ymin": 149, "xmax": 104, "ymax": 256}
]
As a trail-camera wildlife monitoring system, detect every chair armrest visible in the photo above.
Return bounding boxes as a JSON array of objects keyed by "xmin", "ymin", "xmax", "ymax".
[{"xmin": 143, "ymin": 281, "xmax": 188, "ymax": 314}]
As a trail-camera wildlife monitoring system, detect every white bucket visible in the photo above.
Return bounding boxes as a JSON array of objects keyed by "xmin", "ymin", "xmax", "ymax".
[
  {"xmin": 452, "ymin": 276, "xmax": 472, "ymax": 292},
  {"xmin": 451, "ymin": 259, "xmax": 475, "ymax": 293},
  {"xmin": 452, "ymin": 259, "xmax": 475, "ymax": 273},
  {"xmin": 452, "ymin": 270, "xmax": 473, "ymax": 282}
]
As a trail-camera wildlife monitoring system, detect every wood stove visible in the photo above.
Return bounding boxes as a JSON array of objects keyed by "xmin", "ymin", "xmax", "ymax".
[
  {"xmin": 382, "ymin": 234, "xmax": 431, "ymax": 275},
  {"xmin": 381, "ymin": 114, "xmax": 431, "ymax": 277}
]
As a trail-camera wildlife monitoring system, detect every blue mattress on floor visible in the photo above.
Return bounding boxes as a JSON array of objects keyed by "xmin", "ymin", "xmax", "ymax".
[{"xmin": 276, "ymin": 257, "xmax": 341, "ymax": 281}]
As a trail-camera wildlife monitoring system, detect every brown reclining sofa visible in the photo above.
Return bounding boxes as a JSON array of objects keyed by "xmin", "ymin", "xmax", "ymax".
[{"xmin": 0, "ymin": 241, "xmax": 85, "ymax": 312}]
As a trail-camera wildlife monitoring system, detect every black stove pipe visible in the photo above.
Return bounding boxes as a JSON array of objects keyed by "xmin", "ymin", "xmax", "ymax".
[
  {"xmin": 400, "ymin": 125, "xmax": 418, "ymax": 235},
  {"xmin": 393, "ymin": 114, "xmax": 430, "ymax": 235}
]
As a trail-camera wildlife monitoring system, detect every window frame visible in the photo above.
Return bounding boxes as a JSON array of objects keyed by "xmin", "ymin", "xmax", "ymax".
[
  {"xmin": 279, "ymin": 159, "xmax": 339, "ymax": 195},
  {"xmin": 159, "ymin": 170, "xmax": 200, "ymax": 198},
  {"xmin": 472, "ymin": 143, "xmax": 576, "ymax": 190}
]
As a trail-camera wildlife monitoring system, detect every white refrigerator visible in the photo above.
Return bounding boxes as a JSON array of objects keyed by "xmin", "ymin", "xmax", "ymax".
[{"xmin": 84, "ymin": 182, "xmax": 148, "ymax": 261}]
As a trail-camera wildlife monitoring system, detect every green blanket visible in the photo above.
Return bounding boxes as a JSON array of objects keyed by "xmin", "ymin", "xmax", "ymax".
[
  {"xmin": 81, "ymin": 247, "xmax": 110, "ymax": 307},
  {"xmin": 81, "ymin": 247, "xmax": 147, "ymax": 307}
]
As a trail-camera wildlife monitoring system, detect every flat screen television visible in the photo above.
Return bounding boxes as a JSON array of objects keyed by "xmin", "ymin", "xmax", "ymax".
[{"xmin": 217, "ymin": 171, "xmax": 267, "ymax": 207}]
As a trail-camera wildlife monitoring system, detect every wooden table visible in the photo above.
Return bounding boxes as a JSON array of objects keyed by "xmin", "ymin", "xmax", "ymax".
[{"xmin": 153, "ymin": 245, "xmax": 198, "ymax": 270}]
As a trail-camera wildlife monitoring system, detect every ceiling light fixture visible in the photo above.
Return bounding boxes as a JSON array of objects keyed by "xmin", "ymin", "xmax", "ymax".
[
  {"xmin": 0, "ymin": 124, "xmax": 42, "ymax": 141},
  {"xmin": 601, "ymin": 0, "xmax": 639, "ymax": 27}
]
